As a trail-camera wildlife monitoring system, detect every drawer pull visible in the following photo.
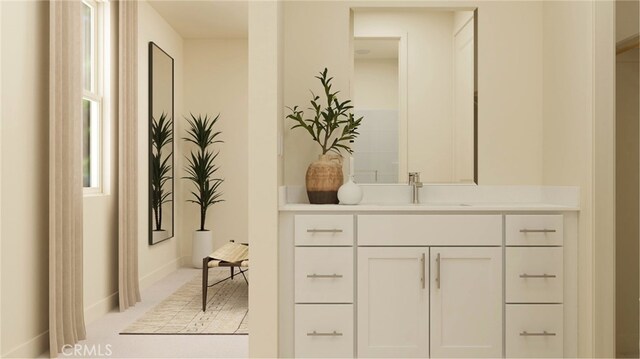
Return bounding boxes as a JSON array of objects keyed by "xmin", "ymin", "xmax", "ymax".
[
  {"xmin": 307, "ymin": 229, "xmax": 343, "ymax": 233},
  {"xmin": 519, "ymin": 330, "xmax": 556, "ymax": 337},
  {"xmin": 306, "ymin": 330, "xmax": 343, "ymax": 337},
  {"xmin": 519, "ymin": 273, "xmax": 557, "ymax": 279},
  {"xmin": 435, "ymin": 253, "xmax": 441, "ymax": 289},
  {"xmin": 519, "ymin": 229, "xmax": 557, "ymax": 233},
  {"xmin": 420, "ymin": 253, "xmax": 426, "ymax": 289},
  {"xmin": 307, "ymin": 274, "xmax": 343, "ymax": 279}
]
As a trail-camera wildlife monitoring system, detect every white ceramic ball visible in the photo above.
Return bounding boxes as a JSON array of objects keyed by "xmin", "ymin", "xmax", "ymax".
[{"xmin": 338, "ymin": 179, "xmax": 363, "ymax": 205}]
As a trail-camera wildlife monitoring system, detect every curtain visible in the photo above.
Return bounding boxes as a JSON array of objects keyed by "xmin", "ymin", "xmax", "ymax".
[
  {"xmin": 118, "ymin": 0, "xmax": 141, "ymax": 311},
  {"xmin": 49, "ymin": 0, "xmax": 86, "ymax": 356}
]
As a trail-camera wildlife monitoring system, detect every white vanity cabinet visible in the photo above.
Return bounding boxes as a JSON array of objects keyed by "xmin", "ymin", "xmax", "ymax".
[
  {"xmin": 429, "ymin": 247, "xmax": 502, "ymax": 358},
  {"xmin": 357, "ymin": 215, "xmax": 503, "ymax": 358},
  {"xmin": 505, "ymin": 215, "xmax": 565, "ymax": 358},
  {"xmin": 357, "ymin": 247, "xmax": 430, "ymax": 358},
  {"xmin": 279, "ymin": 207, "xmax": 578, "ymax": 359}
]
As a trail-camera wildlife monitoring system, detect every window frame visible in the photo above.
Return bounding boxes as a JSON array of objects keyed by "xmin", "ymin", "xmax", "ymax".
[{"xmin": 82, "ymin": 0, "xmax": 106, "ymax": 195}]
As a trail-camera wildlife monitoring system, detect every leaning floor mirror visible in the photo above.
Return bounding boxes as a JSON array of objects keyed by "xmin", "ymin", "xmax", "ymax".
[{"xmin": 149, "ymin": 42, "xmax": 174, "ymax": 245}]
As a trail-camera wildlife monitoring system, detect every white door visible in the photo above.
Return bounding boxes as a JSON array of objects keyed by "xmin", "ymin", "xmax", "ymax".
[
  {"xmin": 357, "ymin": 247, "xmax": 429, "ymax": 358},
  {"xmin": 430, "ymin": 247, "xmax": 502, "ymax": 358}
]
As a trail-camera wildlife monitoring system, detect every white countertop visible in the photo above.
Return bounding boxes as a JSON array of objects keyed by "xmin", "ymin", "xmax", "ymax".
[{"xmin": 279, "ymin": 202, "xmax": 580, "ymax": 212}]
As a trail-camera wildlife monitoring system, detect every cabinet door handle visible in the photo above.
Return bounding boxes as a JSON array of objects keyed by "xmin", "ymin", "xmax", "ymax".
[
  {"xmin": 435, "ymin": 253, "xmax": 441, "ymax": 289},
  {"xmin": 519, "ymin": 273, "xmax": 557, "ymax": 279},
  {"xmin": 519, "ymin": 229, "xmax": 557, "ymax": 233},
  {"xmin": 306, "ymin": 274, "xmax": 343, "ymax": 279},
  {"xmin": 307, "ymin": 229, "xmax": 343, "ymax": 233},
  {"xmin": 420, "ymin": 253, "xmax": 425, "ymax": 289},
  {"xmin": 519, "ymin": 330, "xmax": 556, "ymax": 337},
  {"xmin": 306, "ymin": 330, "xmax": 343, "ymax": 337}
]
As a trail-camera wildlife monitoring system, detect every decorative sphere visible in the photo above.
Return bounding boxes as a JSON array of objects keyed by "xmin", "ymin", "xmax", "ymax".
[{"xmin": 338, "ymin": 179, "xmax": 363, "ymax": 205}]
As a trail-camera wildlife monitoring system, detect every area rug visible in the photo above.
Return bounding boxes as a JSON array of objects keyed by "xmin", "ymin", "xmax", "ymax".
[{"xmin": 121, "ymin": 268, "xmax": 248, "ymax": 335}]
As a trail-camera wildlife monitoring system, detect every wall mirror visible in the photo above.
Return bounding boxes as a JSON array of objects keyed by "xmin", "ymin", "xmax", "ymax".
[
  {"xmin": 351, "ymin": 8, "xmax": 478, "ymax": 184},
  {"xmin": 149, "ymin": 42, "xmax": 174, "ymax": 245}
]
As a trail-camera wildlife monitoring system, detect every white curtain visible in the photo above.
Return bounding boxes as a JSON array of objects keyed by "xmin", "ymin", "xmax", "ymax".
[
  {"xmin": 49, "ymin": 0, "xmax": 86, "ymax": 355},
  {"xmin": 118, "ymin": 0, "xmax": 141, "ymax": 311}
]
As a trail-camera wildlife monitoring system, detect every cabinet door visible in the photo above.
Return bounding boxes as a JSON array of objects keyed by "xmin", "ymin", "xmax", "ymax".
[
  {"xmin": 357, "ymin": 247, "xmax": 429, "ymax": 358},
  {"xmin": 430, "ymin": 247, "xmax": 502, "ymax": 358}
]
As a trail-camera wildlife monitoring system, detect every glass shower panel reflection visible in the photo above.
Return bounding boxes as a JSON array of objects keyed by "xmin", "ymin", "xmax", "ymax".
[{"xmin": 353, "ymin": 109, "xmax": 399, "ymax": 183}]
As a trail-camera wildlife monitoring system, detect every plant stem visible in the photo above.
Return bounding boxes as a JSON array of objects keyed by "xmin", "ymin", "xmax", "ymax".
[{"xmin": 200, "ymin": 207, "xmax": 206, "ymax": 231}]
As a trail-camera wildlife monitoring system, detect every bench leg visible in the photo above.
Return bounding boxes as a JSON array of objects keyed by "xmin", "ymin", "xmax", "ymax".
[{"xmin": 202, "ymin": 257, "xmax": 209, "ymax": 312}]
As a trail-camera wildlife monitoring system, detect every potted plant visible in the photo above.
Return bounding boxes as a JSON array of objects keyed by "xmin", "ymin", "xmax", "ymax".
[
  {"xmin": 150, "ymin": 113, "xmax": 173, "ymax": 242},
  {"xmin": 287, "ymin": 68, "xmax": 363, "ymax": 204},
  {"xmin": 183, "ymin": 113, "xmax": 224, "ymax": 268}
]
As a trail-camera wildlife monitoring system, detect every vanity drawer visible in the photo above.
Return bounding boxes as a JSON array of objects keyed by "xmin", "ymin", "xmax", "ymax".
[
  {"xmin": 295, "ymin": 215, "xmax": 354, "ymax": 246},
  {"xmin": 506, "ymin": 215, "xmax": 563, "ymax": 246},
  {"xmin": 295, "ymin": 247, "xmax": 353, "ymax": 303},
  {"xmin": 506, "ymin": 247, "xmax": 563, "ymax": 303},
  {"xmin": 506, "ymin": 304, "xmax": 563, "ymax": 358},
  {"xmin": 295, "ymin": 304, "xmax": 354, "ymax": 358},
  {"xmin": 357, "ymin": 215, "xmax": 502, "ymax": 246}
]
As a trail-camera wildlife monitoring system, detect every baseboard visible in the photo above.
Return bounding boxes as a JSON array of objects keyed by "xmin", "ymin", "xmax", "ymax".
[
  {"xmin": 139, "ymin": 257, "xmax": 182, "ymax": 290},
  {"xmin": 180, "ymin": 255, "xmax": 193, "ymax": 267},
  {"xmin": 3, "ymin": 330, "xmax": 48, "ymax": 358},
  {"xmin": 84, "ymin": 291, "xmax": 119, "ymax": 325}
]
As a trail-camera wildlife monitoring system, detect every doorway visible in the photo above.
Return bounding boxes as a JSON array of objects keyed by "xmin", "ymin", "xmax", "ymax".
[{"xmin": 615, "ymin": 1, "xmax": 639, "ymax": 357}]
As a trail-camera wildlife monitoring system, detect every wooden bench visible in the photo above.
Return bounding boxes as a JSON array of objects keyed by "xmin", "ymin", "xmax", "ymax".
[{"xmin": 202, "ymin": 241, "xmax": 249, "ymax": 311}]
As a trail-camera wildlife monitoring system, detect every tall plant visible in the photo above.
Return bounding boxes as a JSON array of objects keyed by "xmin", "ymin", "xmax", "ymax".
[
  {"xmin": 150, "ymin": 112, "xmax": 173, "ymax": 231},
  {"xmin": 286, "ymin": 68, "xmax": 363, "ymax": 155},
  {"xmin": 183, "ymin": 113, "xmax": 224, "ymax": 231}
]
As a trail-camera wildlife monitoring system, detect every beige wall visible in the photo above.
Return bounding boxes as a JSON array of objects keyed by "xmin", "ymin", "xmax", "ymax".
[
  {"xmin": 354, "ymin": 58, "xmax": 398, "ymax": 110},
  {"xmin": 138, "ymin": 0, "xmax": 185, "ymax": 288},
  {"xmin": 283, "ymin": 1, "xmax": 543, "ymax": 186},
  {"xmin": 0, "ymin": 1, "xmax": 49, "ymax": 357},
  {"xmin": 542, "ymin": 1, "xmax": 619, "ymax": 356},
  {"xmin": 182, "ymin": 39, "xmax": 249, "ymax": 254},
  {"xmin": 248, "ymin": 1, "xmax": 282, "ymax": 356}
]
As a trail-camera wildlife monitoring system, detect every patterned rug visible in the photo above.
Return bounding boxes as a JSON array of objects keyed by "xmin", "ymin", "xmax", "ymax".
[{"xmin": 121, "ymin": 268, "xmax": 248, "ymax": 335}]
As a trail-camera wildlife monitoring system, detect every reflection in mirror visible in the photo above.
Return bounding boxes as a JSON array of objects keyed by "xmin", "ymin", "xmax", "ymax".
[
  {"xmin": 352, "ymin": 8, "xmax": 477, "ymax": 184},
  {"xmin": 149, "ymin": 42, "xmax": 174, "ymax": 245}
]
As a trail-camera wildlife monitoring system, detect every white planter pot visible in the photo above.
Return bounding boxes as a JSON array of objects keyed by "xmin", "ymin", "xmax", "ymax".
[{"xmin": 192, "ymin": 230, "xmax": 214, "ymax": 268}]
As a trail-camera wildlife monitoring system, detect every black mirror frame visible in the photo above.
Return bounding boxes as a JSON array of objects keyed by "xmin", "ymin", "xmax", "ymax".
[{"xmin": 148, "ymin": 41, "xmax": 175, "ymax": 245}]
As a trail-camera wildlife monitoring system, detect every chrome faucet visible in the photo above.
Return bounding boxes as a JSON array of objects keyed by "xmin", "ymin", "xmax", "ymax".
[{"xmin": 408, "ymin": 172, "xmax": 423, "ymax": 204}]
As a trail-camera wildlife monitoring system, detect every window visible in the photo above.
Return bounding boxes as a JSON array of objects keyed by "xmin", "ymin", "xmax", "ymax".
[{"xmin": 82, "ymin": 0, "xmax": 104, "ymax": 191}]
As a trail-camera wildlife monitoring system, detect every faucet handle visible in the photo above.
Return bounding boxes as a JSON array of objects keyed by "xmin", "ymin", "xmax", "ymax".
[{"xmin": 408, "ymin": 172, "xmax": 421, "ymax": 184}]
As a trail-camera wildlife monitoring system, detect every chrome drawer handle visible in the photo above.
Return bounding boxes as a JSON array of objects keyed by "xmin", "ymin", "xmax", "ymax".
[
  {"xmin": 307, "ymin": 330, "xmax": 343, "ymax": 337},
  {"xmin": 307, "ymin": 229, "xmax": 343, "ymax": 233},
  {"xmin": 520, "ymin": 330, "xmax": 556, "ymax": 337},
  {"xmin": 420, "ymin": 253, "xmax": 426, "ymax": 289},
  {"xmin": 307, "ymin": 274, "xmax": 343, "ymax": 279},
  {"xmin": 520, "ymin": 229, "xmax": 557, "ymax": 233},
  {"xmin": 435, "ymin": 253, "xmax": 441, "ymax": 289},
  {"xmin": 520, "ymin": 273, "xmax": 557, "ymax": 279}
]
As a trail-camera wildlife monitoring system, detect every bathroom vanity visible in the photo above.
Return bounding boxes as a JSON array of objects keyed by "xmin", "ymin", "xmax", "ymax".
[{"xmin": 278, "ymin": 186, "xmax": 579, "ymax": 358}]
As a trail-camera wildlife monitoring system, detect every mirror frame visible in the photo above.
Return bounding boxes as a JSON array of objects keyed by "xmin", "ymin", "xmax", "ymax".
[{"xmin": 148, "ymin": 41, "xmax": 175, "ymax": 245}]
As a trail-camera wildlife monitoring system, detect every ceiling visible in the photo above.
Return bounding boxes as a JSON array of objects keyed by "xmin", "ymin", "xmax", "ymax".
[
  {"xmin": 354, "ymin": 38, "xmax": 399, "ymax": 60},
  {"xmin": 148, "ymin": 1, "xmax": 248, "ymax": 39}
]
